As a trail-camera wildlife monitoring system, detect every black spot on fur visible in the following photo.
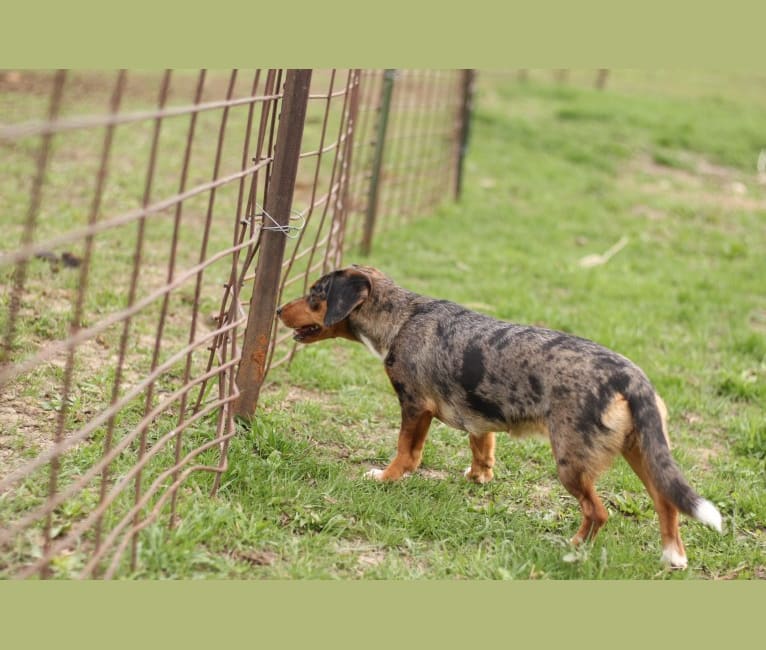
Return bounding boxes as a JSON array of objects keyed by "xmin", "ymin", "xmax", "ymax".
[
  {"xmin": 460, "ymin": 344, "xmax": 485, "ymax": 392},
  {"xmin": 528, "ymin": 374, "xmax": 543, "ymax": 400},
  {"xmin": 436, "ymin": 320, "xmax": 449, "ymax": 340},
  {"xmin": 552, "ymin": 384, "xmax": 570, "ymax": 399},
  {"xmin": 391, "ymin": 380, "xmax": 411, "ymax": 405},
  {"xmin": 466, "ymin": 392, "xmax": 506, "ymax": 423},
  {"xmin": 577, "ymin": 371, "xmax": 632, "ymax": 446},
  {"xmin": 413, "ymin": 300, "xmax": 450, "ymax": 316},
  {"xmin": 487, "ymin": 327, "xmax": 511, "ymax": 348},
  {"xmin": 434, "ymin": 375, "xmax": 452, "ymax": 399},
  {"xmin": 593, "ymin": 352, "xmax": 626, "ymax": 372},
  {"xmin": 540, "ymin": 334, "xmax": 573, "ymax": 352},
  {"xmin": 606, "ymin": 371, "xmax": 631, "ymax": 395},
  {"xmin": 459, "ymin": 343, "xmax": 506, "ymax": 422}
]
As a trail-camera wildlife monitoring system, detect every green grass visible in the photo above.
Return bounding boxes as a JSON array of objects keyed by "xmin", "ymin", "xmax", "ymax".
[{"xmin": 2, "ymin": 70, "xmax": 766, "ymax": 579}]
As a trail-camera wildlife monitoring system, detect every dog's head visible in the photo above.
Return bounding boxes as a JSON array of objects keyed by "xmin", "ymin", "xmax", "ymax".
[{"xmin": 277, "ymin": 265, "xmax": 380, "ymax": 344}]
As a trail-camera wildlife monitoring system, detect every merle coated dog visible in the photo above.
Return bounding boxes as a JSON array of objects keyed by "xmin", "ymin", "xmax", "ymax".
[{"xmin": 277, "ymin": 265, "xmax": 722, "ymax": 567}]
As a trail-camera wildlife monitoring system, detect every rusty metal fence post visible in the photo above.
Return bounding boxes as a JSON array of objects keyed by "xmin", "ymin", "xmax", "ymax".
[
  {"xmin": 455, "ymin": 69, "xmax": 475, "ymax": 201},
  {"xmin": 360, "ymin": 68, "xmax": 396, "ymax": 256},
  {"xmin": 234, "ymin": 69, "xmax": 312, "ymax": 420}
]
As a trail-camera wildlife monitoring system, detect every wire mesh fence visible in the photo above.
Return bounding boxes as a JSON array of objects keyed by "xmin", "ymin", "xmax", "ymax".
[
  {"xmin": 344, "ymin": 69, "xmax": 472, "ymax": 253},
  {"xmin": 0, "ymin": 68, "xmax": 472, "ymax": 578}
]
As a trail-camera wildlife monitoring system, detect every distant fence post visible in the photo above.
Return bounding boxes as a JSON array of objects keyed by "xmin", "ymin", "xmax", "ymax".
[
  {"xmin": 455, "ymin": 69, "xmax": 475, "ymax": 201},
  {"xmin": 361, "ymin": 68, "xmax": 396, "ymax": 256},
  {"xmin": 234, "ymin": 69, "xmax": 312, "ymax": 420},
  {"xmin": 595, "ymin": 69, "xmax": 609, "ymax": 90}
]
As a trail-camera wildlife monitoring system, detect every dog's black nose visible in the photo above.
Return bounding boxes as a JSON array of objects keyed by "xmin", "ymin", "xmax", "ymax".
[{"xmin": 276, "ymin": 306, "xmax": 283, "ymax": 316}]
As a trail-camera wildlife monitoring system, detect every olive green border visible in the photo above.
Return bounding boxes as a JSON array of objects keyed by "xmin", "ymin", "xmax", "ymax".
[
  {"xmin": 2, "ymin": 1, "xmax": 764, "ymax": 647},
  {"xmin": 1, "ymin": 581, "xmax": 764, "ymax": 647},
  {"xmin": 1, "ymin": 1, "xmax": 764, "ymax": 67}
]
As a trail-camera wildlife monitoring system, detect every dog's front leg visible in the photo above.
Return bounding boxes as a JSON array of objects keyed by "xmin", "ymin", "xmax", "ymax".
[
  {"xmin": 464, "ymin": 432, "xmax": 496, "ymax": 484},
  {"xmin": 365, "ymin": 410, "xmax": 433, "ymax": 481}
]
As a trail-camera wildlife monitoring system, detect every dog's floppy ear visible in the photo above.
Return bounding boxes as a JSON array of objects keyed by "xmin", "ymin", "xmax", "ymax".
[{"xmin": 324, "ymin": 270, "xmax": 371, "ymax": 326}]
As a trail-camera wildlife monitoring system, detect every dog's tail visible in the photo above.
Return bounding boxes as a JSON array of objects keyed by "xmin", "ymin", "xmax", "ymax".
[{"xmin": 626, "ymin": 382, "xmax": 722, "ymax": 533}]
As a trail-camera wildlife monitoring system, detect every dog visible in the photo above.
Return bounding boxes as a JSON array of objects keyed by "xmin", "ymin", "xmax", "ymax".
[{"xmin": 277, "ymin": 265, "xmax": 722, "ymax": 568}]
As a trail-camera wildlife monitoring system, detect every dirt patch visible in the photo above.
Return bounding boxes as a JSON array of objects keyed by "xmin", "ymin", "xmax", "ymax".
[
  {"xmin": 748, "ymin": 309, "xmax": 766, "ymax": 334},
  {"xmin": 232, "ymin": 549, "xmax": 278, "ymax": 567},
  {"xmin": 280, "ymin": 384, "xmax": 332, "ymax": 408},
  {"xmin": 0, "ymin": 292, "xmax": 217, "ymax": 481},
  {"xmin": 0, "ymin": 389, "xmax": 46, "ymax": 475},
  {"xmin": 418, "ymin": 468, "xmax": 450, "ymax": 481},
  {"xmin": 691, "ymin": 446, "xmax": 724, "ymax": 472},
  {"xmin": 622, "ymin": 152, "xmax": 766, "ymax": 214},
  {"xmin": 631, "ymin": 204, "xmax": 667, "ymax": 221},
  {"xmin": 333, "ymin": 539, "xmax": 390, "ymax": 575},
  {"xmin": 356, "ymin": 550, "xmax": 387, "ymax": 571},
  {"xmin": 528, "ymin": 482, "xmax": 557, "ymax": 508},
  {"xmin": 710, "ymin": 562, "xmax": 766, "ymax": 580},
  {"xmin": 677, "ymin": 412, "xmax": 728, "ymax": 471},
  {"xmin": 0, "ymin": 337, "xmax": 114, "ymax": 476}
]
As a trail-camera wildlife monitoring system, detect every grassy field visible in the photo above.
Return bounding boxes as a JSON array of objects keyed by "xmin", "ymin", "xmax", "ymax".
[{"xmin": 4, "ymin": 70, "xmax": 766, "ymax": 579}]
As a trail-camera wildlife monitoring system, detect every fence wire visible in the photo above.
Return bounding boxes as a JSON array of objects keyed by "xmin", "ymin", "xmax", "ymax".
[{"xmin": 0, "ymin": 68, "xmax": 470, "ymax": 578}]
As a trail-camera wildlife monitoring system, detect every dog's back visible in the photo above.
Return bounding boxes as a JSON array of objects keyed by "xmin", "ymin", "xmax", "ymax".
[{"xmin": 388, "ymin": 298, "xmax": 638, "ymax": 436}]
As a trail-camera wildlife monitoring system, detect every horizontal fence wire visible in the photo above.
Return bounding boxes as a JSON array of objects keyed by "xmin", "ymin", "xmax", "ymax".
[{"xmin": 0, "ymin": 68, "xmax": 469, "ymax": 578}]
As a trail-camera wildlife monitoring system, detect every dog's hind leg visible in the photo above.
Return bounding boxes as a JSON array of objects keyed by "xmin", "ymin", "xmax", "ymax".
[
  {"xmin": 365, "ymin": 410, "xmax": 433, "ymax": 481},
  {"xmin": 622, "ymin": 443, "xmax": 687, "ymax": 568},
  {"xmin": 549, "ymin": 427, "xmax": 611, "ymax": 545},
  {"xmin": 464, "ymin": 432, "xmax": 496, "ymax": 484},
  {"xmin": 559, "ymin": 468, "xmax": 610, "ymax": 545}
]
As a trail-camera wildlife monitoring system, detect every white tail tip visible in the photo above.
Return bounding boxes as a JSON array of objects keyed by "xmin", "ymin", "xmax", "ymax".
[{"xmin": 694, "ymin": 499, "xmax": 723, "ymax": 533}]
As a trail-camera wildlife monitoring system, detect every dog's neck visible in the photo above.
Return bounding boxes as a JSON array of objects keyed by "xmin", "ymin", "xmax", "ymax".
[{"xmin": 347, "ymin": 280, "xmax": 421, "ymax": 362}]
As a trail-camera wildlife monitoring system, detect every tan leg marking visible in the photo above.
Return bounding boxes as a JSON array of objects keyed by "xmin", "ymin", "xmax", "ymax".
[
  {"xmin": 367, "ymin": 411, "xmax": 433, "ymax": 481},
  {"xmin": 566, "ymin": 477, "xmax": 609, "ymax": 545},
  {"xmin": 464, "ymin": 432, "xmax": 496, "ymax": 484}
]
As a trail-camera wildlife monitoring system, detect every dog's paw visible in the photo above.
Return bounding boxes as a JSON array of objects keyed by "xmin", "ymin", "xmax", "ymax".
[
  {"xmin": 364, "ymin": 468, "xmax": 385, "ymax": 481},
  {"xmin": 661, "ymin": 547, "xmax": 688, "ymax": 570},
  {"xmin": 463, "ymin": 466, "xmax": 493, "ymax": 484}
]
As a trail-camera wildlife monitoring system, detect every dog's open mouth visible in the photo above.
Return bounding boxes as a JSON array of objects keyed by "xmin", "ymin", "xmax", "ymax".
[{"xmin": 293, "ymin": 324, "xmax": 322, "ymax": 341}]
